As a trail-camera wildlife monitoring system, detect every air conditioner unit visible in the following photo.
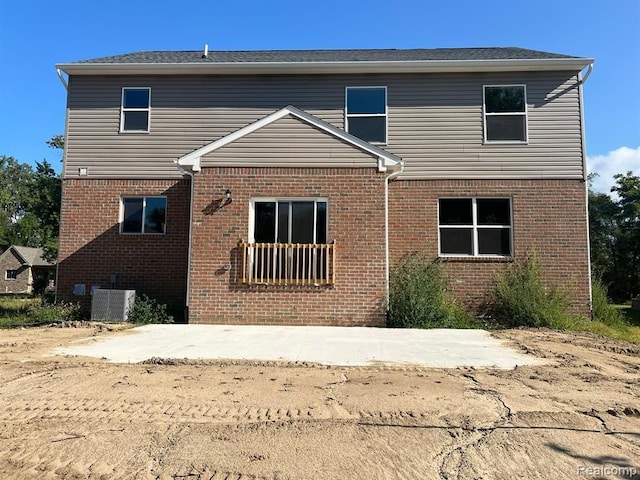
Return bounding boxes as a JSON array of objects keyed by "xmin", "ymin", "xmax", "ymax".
[{"xmin": 91, "ymin": 289, "xmax": 135, "ymax": 322}]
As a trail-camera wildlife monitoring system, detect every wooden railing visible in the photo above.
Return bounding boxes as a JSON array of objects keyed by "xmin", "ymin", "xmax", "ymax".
[{"xmin": 241, "ymin": 241, "xmax": 336, "ymax": 286}]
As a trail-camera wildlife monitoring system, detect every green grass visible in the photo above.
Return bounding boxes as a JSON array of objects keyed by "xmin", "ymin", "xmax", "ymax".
[
  {"xmin": 0, "ymin": 294, "xmax": 81, "ymax": 328},
  {"xmin": 549, "ymin": 313, "xmax": 640, "ymax": 344},
  {"xmin": 614, "ymin": 303, "xmax": 640, "ymax": 326}
]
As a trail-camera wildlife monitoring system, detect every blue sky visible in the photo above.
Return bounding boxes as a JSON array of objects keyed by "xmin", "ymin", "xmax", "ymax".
[{"xmin": 0, "ymin": 0, "xmax": 638, "ymax": 193}]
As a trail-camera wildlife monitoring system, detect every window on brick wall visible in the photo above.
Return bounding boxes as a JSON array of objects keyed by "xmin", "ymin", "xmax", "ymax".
[
  {"xmin": 5, "ymin": 269, "xmax": 18, "ymax": 280},
  {"xmin": 243, "ymin": 199, "xmax": 334, "ymax": 285},
  {"xmin": 439, "ymin": 198, "xmax": 512, "ymax": 256},
  {"xmin": 121, "ymin": 197, "xmax": 167, "ymax": 234}
]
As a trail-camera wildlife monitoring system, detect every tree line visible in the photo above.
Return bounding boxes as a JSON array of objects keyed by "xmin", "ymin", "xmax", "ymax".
[
  {"xmin": 589, "ymin": 172, "xmax": 640, "ymax": 301},
  {"xmin": 0, "ymin": 137, "xmax": 62, "ymax": 261}
]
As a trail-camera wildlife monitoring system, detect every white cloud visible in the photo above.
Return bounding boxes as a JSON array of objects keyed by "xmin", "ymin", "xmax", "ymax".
[{"xmin": 587, "ymin": 146, "xmax": 640, "ymax": 194}]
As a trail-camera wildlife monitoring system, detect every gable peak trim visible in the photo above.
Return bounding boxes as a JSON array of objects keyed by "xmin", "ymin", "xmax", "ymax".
[{"xmin": 175, "ymin": 106, "xmax": 401, "ymax": 172}]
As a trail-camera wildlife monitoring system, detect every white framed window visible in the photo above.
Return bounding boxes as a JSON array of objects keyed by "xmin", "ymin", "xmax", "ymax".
[
  {"xmin": 345, "ymin": 86, "xmax": 387, "ymax": 144},
  {"xmin": 438, "ymin": 198, "xmax": 512, "ymax": 257},
  {"xmin": 5, "ymin": 269, "xmax": 18, "ymax": 280},
  {"xmin": 120, "ymin": 196, "xmax": 167, "ymax": 234},
  {"xmin": 483, "ymin": 85, "xmax": 527, "ymax": 143},
  {"xmin": 120, "ymin": 87, "xmax": 150, "ymax": 132},
  {"xmin": 250, "ymin": 198, "xmax": 328, "ymax": 244}
]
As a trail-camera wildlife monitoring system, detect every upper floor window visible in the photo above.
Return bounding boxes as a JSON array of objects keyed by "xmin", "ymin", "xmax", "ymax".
[
  {"xmin": 121, "ymin": 87, "xmax": 150, "ymax": 132},
  {"xmin": 121, "ymin": 196, "xmax": 166, "ymax": 234},
  {"xmin": 5, "ymin": 269, "xmax": 18, "ymax": 280},
  {"xmin": 345, "ymin": 87, "xmax": 387, "ymax": 144},
  {"xmin": 483, "ymin": 85, "xmax": 527, "ymax": 143},
  {"xmin": 439, "ymin": 198, "xmax": 512, "ymax": 257}
]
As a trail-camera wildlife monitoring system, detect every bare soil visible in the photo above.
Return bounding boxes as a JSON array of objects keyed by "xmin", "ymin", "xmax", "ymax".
[{"xmin": 0, "ymin": 324, "xmax": 638, "ymax": 479}]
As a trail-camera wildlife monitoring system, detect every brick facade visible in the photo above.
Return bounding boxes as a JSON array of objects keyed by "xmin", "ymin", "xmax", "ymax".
[
  {"xmin": 56, "ymin": 179, "xmax": 190, "ymax": 316},
  {"xmin": 188, "ymin": 167, "xmax": 388, "ymax": 326},
  {"xmin": 388, "ymin": 179, "xmax": 591, "ymax": 315},
  {"xmin": 56, "ymin": 176, "xmax": 591, "ymax": 324},
  {"xmin": 0, "ymin": 250, "xmax": 30, "ymax": 293}
]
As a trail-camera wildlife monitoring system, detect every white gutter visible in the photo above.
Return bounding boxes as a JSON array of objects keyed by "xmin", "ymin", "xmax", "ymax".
[
  {"xmin": 56, "ymin": 57, "xmax": 595, "ymax": 76},
  {"xmin": 56, "ymin": 68, "xmax": 68, "ymax": 90},
  {"xmin": 578, "ymin": 66, "xmax": 594, "ymax": 316},
  {"xmin": 174, "ymin": 160, "xmax": 197, "ymax": 323},
  {"xmin": 385, "ymin": 160, "xmax": 405, "ymax": 310}
]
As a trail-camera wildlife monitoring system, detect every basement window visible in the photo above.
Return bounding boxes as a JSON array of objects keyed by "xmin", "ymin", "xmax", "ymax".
[
  {"xmin": 121, "ymin": 196, "xmax": 166, "ymax": 234},
  {"xmin": 483, "ymin": 85, "xmax": 527, "ymax": 142},
  {"xmin": 439, "ymin": 198, "xmax": 512, "ymax": 257},
  {"xmin": 120, "ymin": 87, "xmax": 150, "ymax": 132}
]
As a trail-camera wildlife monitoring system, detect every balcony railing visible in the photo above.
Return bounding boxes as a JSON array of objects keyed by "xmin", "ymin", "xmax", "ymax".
[{"xmin": 241, "ymin": 241, "xmax": 336, "ymax": 286}]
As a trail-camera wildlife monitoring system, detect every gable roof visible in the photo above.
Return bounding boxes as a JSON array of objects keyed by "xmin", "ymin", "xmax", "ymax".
[
  {"xmin": 4, "ymin": 246, "xmax": 55, "ymax": 267},
  {"xmin": 57, "ymin": 47, "xmax": 593, "ymax": 75},
  {"xmin": 176, "ymin": 105, "xmax": 402, "ymax": 173}
]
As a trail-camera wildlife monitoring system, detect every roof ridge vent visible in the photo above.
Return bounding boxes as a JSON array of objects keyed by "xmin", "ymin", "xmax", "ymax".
[{"xmin": 203, "ymin": 44, "xmax": 209, "ymax": 59}]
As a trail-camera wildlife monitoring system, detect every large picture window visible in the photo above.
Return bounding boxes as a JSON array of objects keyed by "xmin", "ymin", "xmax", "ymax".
[
  {"xmin": 483, "ymin": 85, "xmax": 527, "ymax": 142},
  {"xmin": 253, "ymin": 200, "xmax": 327, "ymax": 244},
  {"xmin": 439, "ymin": 198, "xmax": 512, "ymax": 256},
  {"xmin": 121, "ymin": 87, "xmax": 150, "ymax": 132},
  {"xmin": 121, "ymin": 196, "xmax": 166, "ymax": 234},
  {"xmin": 345, "ymin": 87, "xmax": 387, "ymax": 144},
  {"xmin": 245, "ymin": 199, "xmax": 333, "ymax": 285}
]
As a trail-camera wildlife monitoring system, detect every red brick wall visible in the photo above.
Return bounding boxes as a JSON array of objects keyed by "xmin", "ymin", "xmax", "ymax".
[
  {"xmin": 56, "ymin": 179, "xmax": 190, "ymax": 316},
  {"xmin": 388, "ymin": 179, "xmax": 591, "ymax": 315},
  {"xmin": 188, "ymin": 167, "xmax": 388, "ymax": 326},
  {"xmin": 0, "ymin": 250, "xmax": 30, "ymax": 293}
]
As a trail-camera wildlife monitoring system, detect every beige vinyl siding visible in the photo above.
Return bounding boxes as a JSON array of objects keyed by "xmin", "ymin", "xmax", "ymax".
[
  {"xmin": 202, "ymin": 114, "xmax": 377, "ymax": 167},
  {"xmin": 64, "ymin": 71, "xmax": 583, "ymax": 179}
]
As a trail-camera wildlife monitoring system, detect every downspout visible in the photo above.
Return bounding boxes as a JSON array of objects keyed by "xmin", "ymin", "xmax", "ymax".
[
  {"xmin": 56, "ymin": 69, "xmax": 68, "ymax": 90},
  {"xmin": 384, "ymin": 160, "xmax": 405, "ymax": 311},
  {"xmin": 578, "ymin": 64, "xmax": 594, "ymax": 316},
  {"xmin": 54, "ymin": 68, "xmax": 68, "ymax": 304},
  {"xmin": 175, "ymin": 158, "xmax": 200, "ymax": 323}
]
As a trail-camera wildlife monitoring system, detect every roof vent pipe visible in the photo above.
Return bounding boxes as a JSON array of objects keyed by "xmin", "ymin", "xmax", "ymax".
[{"xmin": 203, "ymin": 44, "xmax": 209, "ymax": 58}]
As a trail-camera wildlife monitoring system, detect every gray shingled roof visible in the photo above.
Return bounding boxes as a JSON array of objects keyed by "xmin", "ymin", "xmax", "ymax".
[
  {"xmin": 74, "ymin": 47, "xmax": 579, "ymax": 64},
  {"xmin": 11, "ymin": 246, "xmax": 55, "ymax": 267}
]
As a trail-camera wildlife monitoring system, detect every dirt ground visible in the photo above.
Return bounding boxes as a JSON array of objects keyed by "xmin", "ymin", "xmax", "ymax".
[{"xmin": 0, "ymin": 325, "xmax": 638, "ymax": 480}]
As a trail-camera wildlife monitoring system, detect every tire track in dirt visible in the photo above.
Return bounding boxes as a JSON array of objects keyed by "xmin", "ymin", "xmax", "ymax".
[{"xmin": 0, "ymin": 398, "xmax": 358, "ymax": 424}]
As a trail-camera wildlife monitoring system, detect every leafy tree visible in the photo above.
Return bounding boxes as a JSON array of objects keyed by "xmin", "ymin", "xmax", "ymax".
[
  {"xmin": 0, "ymin": 138, "xmax": 62, "ymax": 261},
  {"xmin": 611, "ymin": 172, "xmax": 640, "ymax": 299},
  {"xmin": 46, "ymin": 134, "xmax": 65, "ymax": 151},
  {"xmin": 589, "ymin": 171, "xmax": 640, "ymax": 301}
]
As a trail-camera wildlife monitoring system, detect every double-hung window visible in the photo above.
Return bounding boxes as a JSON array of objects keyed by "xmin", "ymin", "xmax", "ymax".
[
  {"xmin": 5, "ymin": 270, "xmax": 17, "ymax": 280},
  {"xmin": 439, "ymin": 198, "xmax": 512, "ymax": 257},
  {"xmin": 483, "ymin": 85, "xmax": 527, "ymax": 142},
  {"xmin": 121, "ymin": 87, "xmax": 150, "ymax": 132},
  {"xmin": 121, "ymin": 197, "xmax": 167, "ymax": 234},
  {"xmin": 245, "ymin": 199, "xmax": 333, "ymax": 285},
  {"xmin": 345, "ymin": 87, "xmax": 387, "ymax": 144}
]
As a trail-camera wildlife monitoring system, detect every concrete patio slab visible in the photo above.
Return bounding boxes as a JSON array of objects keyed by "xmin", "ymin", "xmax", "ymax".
[{"xmin": 54, "ymin": 325, "xmax": 541, "ymax": 368}]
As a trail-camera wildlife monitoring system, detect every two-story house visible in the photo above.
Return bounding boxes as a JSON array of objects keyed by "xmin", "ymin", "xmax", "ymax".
[{"xmin": 55, "ymin": 47, "xmax": 594, "ymax": 325}]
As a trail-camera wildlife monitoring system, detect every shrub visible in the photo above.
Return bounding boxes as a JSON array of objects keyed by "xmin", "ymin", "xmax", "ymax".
[
  {"xmin": 128, "ymin": 294, "xmax": 174, "ymax": 325},
  {"xmin": 27, "ymin": 300, "xmax": 82, "ymax": 323},
  {"xmin": 591, "ymin": 277, "xmax": 626, "ymax": 326},
  {"xmin": 388, "ymin": 253, "xmax": 478, "ymax": 329},
  {"xmin": 491, "ymin": 254, "xmax": 571, "ymax": 328}
]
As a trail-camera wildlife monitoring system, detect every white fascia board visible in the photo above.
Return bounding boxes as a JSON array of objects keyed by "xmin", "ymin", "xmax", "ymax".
[
  {"xmin": 176, "ymin": 105, "xmax": 401, "ymax": 172},
  {"xmin": 56, "ymin": 58, "xmax": 594, "ymax": 76}
]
